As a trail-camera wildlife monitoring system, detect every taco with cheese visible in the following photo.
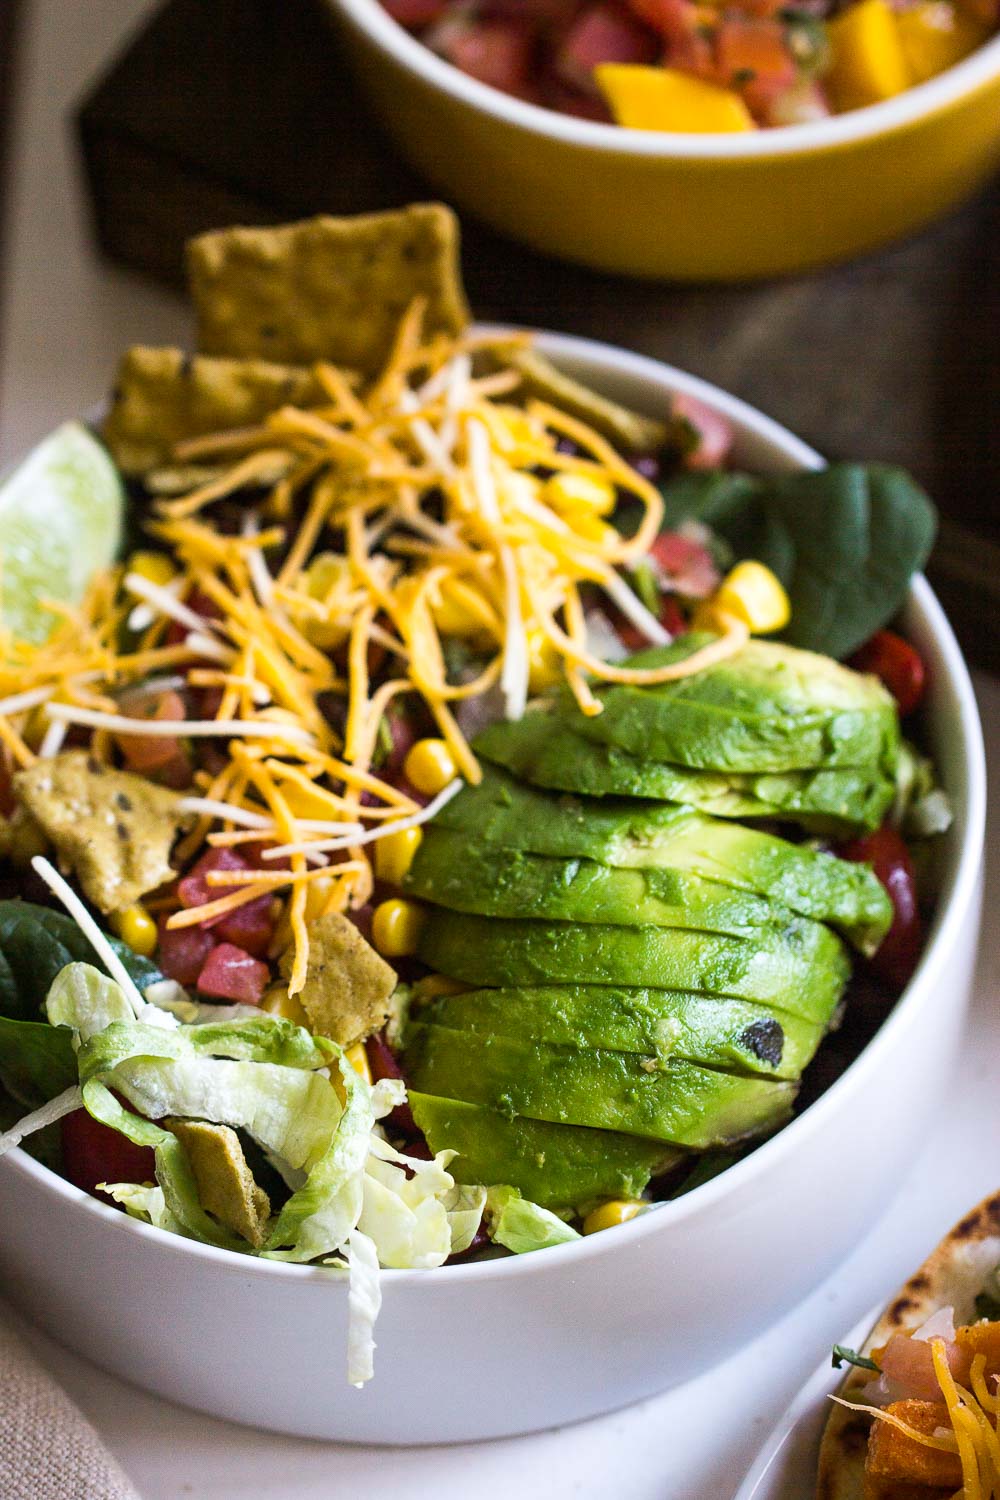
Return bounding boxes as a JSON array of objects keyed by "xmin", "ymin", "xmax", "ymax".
[{"xmin": 818, "ymin": 1192, "xmax": 1000, "ymax": 1499}]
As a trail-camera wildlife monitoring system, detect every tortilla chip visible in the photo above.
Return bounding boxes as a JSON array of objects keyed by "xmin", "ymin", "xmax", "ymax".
[
  {"xmin": 166, "ymin": 1118, "xmax": 271, "ymax": 1248},
  {"xmin": 103, "ymin": 346, "xmax": 321, "ymax": 476},
  {"xmin": 14, "ymin": 750, "xmax": 189, "ymax": 914},
  {"xmin": 186, "ymin": 206, "xmax": 469, "ymax": 374},
  {"xmin": 816, "ymin": 1190, "xmax": 1000, "ymax": 1500},
  {"xmin": 495, "ymin": 344, "xmax": 667, "ymax": 455},
  {"xmin": 279, "ymin": 911, "xmax": 396, "ymax": 1048}
]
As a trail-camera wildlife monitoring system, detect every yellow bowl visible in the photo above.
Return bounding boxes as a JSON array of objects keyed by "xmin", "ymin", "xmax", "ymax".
[{"xmin": 327, "ymin": 0, "xmax": 1000, "ymax": 280}]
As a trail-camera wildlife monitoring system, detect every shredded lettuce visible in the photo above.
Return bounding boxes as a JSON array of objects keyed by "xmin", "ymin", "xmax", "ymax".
[{"xmin": 486, "ymin": 1186, "xmax": 581, "ymax": 1253}]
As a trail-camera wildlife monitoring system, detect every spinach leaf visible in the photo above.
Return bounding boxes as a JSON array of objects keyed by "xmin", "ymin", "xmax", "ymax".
[
  {"xmin": 658, "ymin": 464, "xmax": 937, "ymax": 660},
  {"xmin": 0, "ymin": 900, "xmax": 162, "ymax": 1021},
  {"xmin": 0, "ymin": 1086, "xmax": 64, "ymax": 1171},
  {"xmin": 0, "ymin": 1015, "xmax": 76, "ymax": 1106}
]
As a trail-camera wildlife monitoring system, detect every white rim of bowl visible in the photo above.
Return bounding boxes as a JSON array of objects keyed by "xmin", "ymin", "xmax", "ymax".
[
  {"xmin": 2, "ymin": 331, "xmax": 987, "ymax": 1291},
  {"xmin": 330, "ymin": 0, "xmax": 1000, "ymax": 158}
]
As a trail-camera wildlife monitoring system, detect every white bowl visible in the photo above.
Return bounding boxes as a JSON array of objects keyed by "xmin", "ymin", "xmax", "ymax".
[{"xmin": 0, "ymin": 334, "xmax": 986, "ymax": 1444}]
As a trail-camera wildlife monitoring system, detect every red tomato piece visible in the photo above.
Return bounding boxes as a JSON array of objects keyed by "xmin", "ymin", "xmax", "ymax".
[
  {"xmin": 383, "ymin": 0, "xmax": 448, "ymax": 25},
  {"xmin": 178, "ymin": 846, "xmax": 250, "ymax": 919},
  {"xmin": 61, "ymin": 1107, "xmax": 156, "ymax": 1199},
  {"xmin": 157, "ymin": 917, "xmax": 217, "ymax": 987},
  {"xmin": 555, "ymin": 2, "xmax": 658, "ymax": 92},
  {"xmin": 444, "ymin": 20, "xmax": 537, "ymax": 96},
  {"xmin": 164, "ymin": 587, "xmax": 221, "ymax": 647},
  {"xmin": 115, "ymin": 689, "xmax": 186, "ymax": 773},
  {"xmin": 672, "ymin": 393, "xmax": 735, "ymax": 471},
  {"xmin": 715, "ymin": 14, "xmax": 796, "ymax": 114},
  {"xmin": 839, "ymin": 826, "xmax": 923, "ymax": 991},
  {"xmin": 196, "ymin": 942, "xmax": 269, "ymax": 1004},
  {"xmin": 649, "ymin": 529, "xmax": 719, "ymax": 596},
  {"xmin": 215, "ymin": 892, "xmax": 274, "ymax": 958},
  {"xmin": 615, "ymin": 595, "xmax": 687, "ymax": 653},
  {"xmin": 849, "ymin": 630, "xmax": 927, "ymax": 717}
]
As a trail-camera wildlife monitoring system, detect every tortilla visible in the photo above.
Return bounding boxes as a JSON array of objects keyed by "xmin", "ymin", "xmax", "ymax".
[
  {"xmin": 817, "ymin": 1190, "xmax": 1000, "ymax": 1499},
  {"xmin": 495, "ymin": 343, "xmax": 668, "ymax": 455},
  {"xmin": 103, "ymin": 345, "xmax": 321, "ymax": 476},
  {"xmin": 186, "ymin": 206, "xmax": 469, "ymax": 375},
  {"xmin": 166, "ymin": 1119, "xmax": 271, "ymax": 1248}
]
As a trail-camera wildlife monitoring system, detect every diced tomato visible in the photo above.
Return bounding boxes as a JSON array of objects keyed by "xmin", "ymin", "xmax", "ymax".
[
  {"xmin": 61, "ymin": 1107, "xmax": 156, "ymax": 1199},
  {"xmin": 178, "ymin": 846, "xmax": 250, "ymax": 919},
  {"xmin": 878, "ymin": 1331, "xmax": 971, "ymax": 1402},
  {"xmin": 115, "ymin": 689, "xmax": 186, "ymax": 773},
  {"xmin": 215, "ymin": 892, "xmax": 275, "ymax": 958},
  {"xmin": 615, "ymin": 595, "xmax": 687, "ymax": 653},
  {"xmin": 672, "ymin": 393, "xmax": 735, "ymax": 471},
  {"xmin": 649, "ymin": 529, "xmax": 719, "ymax": 596},
  {"xmin": 443, "ymin": 19, "xmax": 538, "ymax": 97},
  {"xmin": 555, "ymin": 2, "xmax": 658, "ymax": 92},
  {"xmin": 157, "ymin": 917, "xmax": 217, "ymax": 987},
  {"xmin": 365, "ymin": 1030, "xmax": 419, "ymax": 1135},
  {"xmin": 839, "ymin": 826, "xmax": 923, "ymax": 991},
  {"xmin": 716, "ymin": 15, "xmax": 797, "ymax": 114},
  {"xmin": 541, "ymin": 74, "xmax": 616, "ymax": 117},
  {"xmin": 383, "ymin": 0, "xmax": 447, "ymax": 26},
  {"xmin": 849, "ymin": 630, "xmax": 927, "ymax": 717},
  {"xmin": 624, "ymin": 0, "xmax": 715, "ymax": 72},
  {"xmin": 196, "ymin": 942, "xmax": 269, "ymax": 1004}
]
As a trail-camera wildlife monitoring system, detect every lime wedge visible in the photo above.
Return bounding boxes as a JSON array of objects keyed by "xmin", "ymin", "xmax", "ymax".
[{"xmin": 0, "ymin": 422, "xmax": 124, "ymax": 644}]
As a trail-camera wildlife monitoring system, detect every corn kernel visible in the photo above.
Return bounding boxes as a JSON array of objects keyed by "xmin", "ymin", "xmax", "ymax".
[
  {"xmin": 430, "ymin": 577, "xmax": 490, "ymax": 640},
  {"xmin": 374, "ymin": 825, "xmax": 423, "ymax": 886},
  {"xmin": 403, "ymin": 738, "xmax": 457, "ymax": 797},
  {"xmin": 372, "ymin": 898, "xmax": 425, "ymax": 958},
  {"xmin": 127, "ymin": 550, "xmax": 175, "ymax": 588},
  {"xmin": 582, "ymin": 1199, "xmax": 645, "ymax": 1235},
  {"xmin": 346, "ymin": 1042, "xmax": 373, "ymax": 1085},
  {"xmin": 543, "ymin": 471, "xmax": 616, "ymax": 518},
  {"xmin": 691, "ymin": 600, "xmax": 746, "ymax": 635},
  {"xmin": 111, "ymin": 902, "xmax": 158, "ymax": 958},
  {"xmin": 714, "ymin": 561, "xmax": 790, "ymax": 634},
  {"xmin": 261, "ymin": 984, "xmax": 310, "ymax": 1026}
]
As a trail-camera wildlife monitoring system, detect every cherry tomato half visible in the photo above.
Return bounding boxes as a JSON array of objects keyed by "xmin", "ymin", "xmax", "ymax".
[
  {"xmin": 850, "ymin": 630, "xmax": 926, "ymax": 717},
  {"xmin": 839, "ymin": 826, "xmax": 923, "ymax": 991}
]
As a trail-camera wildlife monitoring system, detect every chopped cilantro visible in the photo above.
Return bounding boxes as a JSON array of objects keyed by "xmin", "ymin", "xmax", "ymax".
[{"xmin": 832, "ymin": 1344, "xmax": 878, "ymax": 1372}]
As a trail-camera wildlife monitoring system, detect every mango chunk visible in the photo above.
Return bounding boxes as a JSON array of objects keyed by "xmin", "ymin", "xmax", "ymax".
[
  {"xmin": 826, "ymin": 0, "xmax": 909, "ymax": 111},
  {"xmin": 595, "ymin": 65, "xmax": 756, "ymax": 133},
  {"xmin": 895, "ymin": 0, "xmax": 988, "ymax": 83}
]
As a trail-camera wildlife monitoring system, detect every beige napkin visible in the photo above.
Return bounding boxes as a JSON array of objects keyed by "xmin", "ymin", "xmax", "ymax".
[{"xmin": 0, "ymin": 1315, "xmax": 141, "ymax": 1500}]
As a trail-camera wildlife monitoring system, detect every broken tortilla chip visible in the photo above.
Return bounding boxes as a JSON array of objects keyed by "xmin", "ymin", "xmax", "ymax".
[
  {"xmin": 103, "ymin": 346, "xmax": 321, "ymax": 476},
  {"xmin": 166, "ymin": 1118, "xmax": 271, "ymax": 1248},
  {"xmin": 495, "ymin": 343, "xmax": 668, "ymax": 455},
  {"xmin": 186, "ymin": 206, "xmax": 469, "ymax": 374},
  {"xmin": 279, "ymin": 911, "xmax": 396, "ymax": 1049}
]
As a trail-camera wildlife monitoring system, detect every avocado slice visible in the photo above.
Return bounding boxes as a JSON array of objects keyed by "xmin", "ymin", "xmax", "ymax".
[
  {"xmin": 407, "ymin": 1091, "xmax": 680, "ymax": 1210},
  {"xmin": 407, "ymin": 836, "xmax": 794, "ymax": 939},
  {"xmin": 419, "ymin": 780, "xmax": 892, "ymax": 953},
  {"xmin": 567, "ymin": 636, "xmax": 900, "ymax": 774},
  {"xmin": 417, "ymin": 911, "xmax": 850, "ymax": 1020},
  {"xmin": 404, "ymin": 1026, "xmax": 796, "ymax": 1148},
  {"xmin": 474, "ymin": 712, "xmax": 896, "ymax": 835},
  {"xmin": 415, "ymin": 985, "xmax": 827, "ymax": 1080}
]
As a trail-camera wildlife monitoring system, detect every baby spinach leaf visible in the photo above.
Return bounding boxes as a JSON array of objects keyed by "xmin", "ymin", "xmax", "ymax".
[
  {"xmin": 0, "ymin": 900, "xmax": 162, "ymax": 1021},
  {"xmin": 658, "ymin": 464, "xmax": 936, "ymax": 660},
  {"xmin": 0, "ymin": 1015, "xmax": 77, "ymax": 1106}
]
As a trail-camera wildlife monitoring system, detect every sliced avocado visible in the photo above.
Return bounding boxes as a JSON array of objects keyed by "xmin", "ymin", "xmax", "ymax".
[
  {"xmin": 407, "ymin": 1091, "xmax": 679, "ymax": 1210},
  {"xmin": 404, "ymin": 1026, "xmax": 796, "ymax": 1148},
  {"xmin": 474, "ymin": 712, "xmax": 896, "ymax": 835},
  {"xmin": 407, "ymin": 835, "xmax": 794, "ymax": 938},
  {"xmin": 417, "ymin": 912, "xmax": 850, "ymax": 1020},
  {"xmin": 569, "ymin": 637, "xmax": 899, "ymax": 774},
  {"xmin": 420, "ymin": 780, "xmax": 892, "ymax": 953},
  {"xmin": 416, "ymin": 985, "xmax": 826, "ymax": 1080}
]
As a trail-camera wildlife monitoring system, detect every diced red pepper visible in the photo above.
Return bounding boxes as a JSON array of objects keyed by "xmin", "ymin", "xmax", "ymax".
[
  {"xmin": 555, "ymin": 2, "xmax": 658, "ymax": 92},
  {"xmin": 849, "ymin": 630, "xmax": 927, "ymax": 717},
  {"xmin": 157, "ymin": 917, "xmax": 217, "ymax": 987},
  {"xmin": 215, "ymin": 892, "xmax": 275, "ymax": 958},
  {"xmin": 178, "ymin": 847, "xmax": 250, "ymax": 920},
  {"xmin": 115, "ymin": 689, "xmax": 186, "ymax": 773},
  {"xmin": 672, "ymin": 393, "xmax": 735, "ymax": 472},
  {"xmin": 839, "ymin": 826, "xmax": 923, "ymax": 991},
  {"xmin": 196, "ymin": 942, "xmax": 269, "ymax": 1004},
  {"xmin": 61, "ymin": 1107, "xmax": 156, "ymax": 1200}
]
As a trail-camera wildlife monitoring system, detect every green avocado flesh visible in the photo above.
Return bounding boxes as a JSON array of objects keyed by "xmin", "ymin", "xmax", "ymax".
[
  {"xmin": 568, "ymin": 636, "xmax": 899, "ymax": 773},
  {"xmin": 415, "ymin": 986, "xmax": 827, "ymax": 1080},
  {"xmin": 404, "ymin": 1026, "xmax": 796, "ymax": 1148},
  {"xmin": 414, "ymin": 781, "xmax": 891, "ymax": 953},
  {"xmin": 417, "ymin": 911, "xmax": 850, "ymax": 1021},
  {"xmin": 407, "ymin": 1092, "xmax": 680, "ymax": 1209},
  {"xmin": 474, "ymin": 712, "xmax": 896, "ymax": 835}
]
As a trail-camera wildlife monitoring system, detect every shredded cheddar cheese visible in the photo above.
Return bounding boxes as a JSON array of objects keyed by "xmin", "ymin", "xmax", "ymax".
[{"xmin": 0, "ymin": 308, "xmax": 744, "ymax": 991}]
